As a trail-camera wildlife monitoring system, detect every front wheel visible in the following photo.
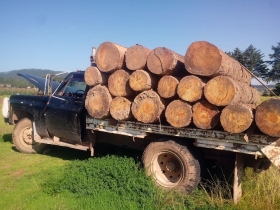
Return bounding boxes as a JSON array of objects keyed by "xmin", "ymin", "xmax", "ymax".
[
  {"xmin": 142, "ymin": 140, "xmax": 201, "ymax": 193},
  {"xmin": 12, "ymin": 118, "xmax": 46, "ymax": 154}
]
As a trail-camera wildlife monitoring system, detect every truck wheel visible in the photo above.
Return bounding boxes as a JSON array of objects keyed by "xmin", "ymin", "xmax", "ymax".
[
  {"xmin": 12, "ymin": 118, "xmax": 46, "ymax": 154},
  {"xmin": 142, "ymin": 140, "xmax": 201, "ymax": 193}
]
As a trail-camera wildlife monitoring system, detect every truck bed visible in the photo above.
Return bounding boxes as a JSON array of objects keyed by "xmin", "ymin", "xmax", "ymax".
[{"xmin": 86, "ymin": 117, "xmax": 280, "ymax": 169}]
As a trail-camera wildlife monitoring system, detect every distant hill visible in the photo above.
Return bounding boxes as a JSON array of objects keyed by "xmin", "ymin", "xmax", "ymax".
[
  {"xmin": 0, "ymin": 69, "xmax": 66, "ymax": 88},
  {"xmin": 0, "ymin": 68, "xmax": 64, "ymax": 80}
]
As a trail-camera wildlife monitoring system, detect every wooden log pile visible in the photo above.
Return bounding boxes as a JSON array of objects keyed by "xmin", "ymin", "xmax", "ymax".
[{"xmin": 84, "ymin": 41, "xmax": 280, "ymax": 138}]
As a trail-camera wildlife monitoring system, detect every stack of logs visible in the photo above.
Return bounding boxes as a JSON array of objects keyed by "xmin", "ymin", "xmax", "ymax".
[{"xmin": 84, "ymin": 41, "xmax": 280, "ymax": 138}]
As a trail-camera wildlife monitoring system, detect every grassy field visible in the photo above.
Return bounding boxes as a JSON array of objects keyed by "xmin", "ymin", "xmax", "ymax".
[{"xmin": 1, "ymin": 95, "xmax": 280, "ymax": 209}]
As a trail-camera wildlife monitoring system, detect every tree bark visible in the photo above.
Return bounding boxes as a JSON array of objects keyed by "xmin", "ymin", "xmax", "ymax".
[
  {"xmin": 96, "ymin": 42, "xmax": 127, "ymax": 73},
  {"xmin": 204, "ymin": 76, "xmax": 260, "ymax": 106},
  {"xmin": 84, "ymin": 66, "xmax": 109, "ymax": 87},
  {"xmin": 184, "ymin": 41, "xmax": 251, "ymax": 85},
  {"xmin": 157, "ymin": 75, "xmax": 179, "ymax": 98},
  {"xmin": 108, "ymin": 69, "xmax": 135, "ymax": 97},
  {"xmin": 147, "ymin": 47, "xmax": 186, "ymax": 76},
  {"xmin": 131, "ymin": 90, "xmax": 165, "ymax": 123},
  {"xmin": 177, "ymin": 75, "xmax": 206, "ymax": 103},
  {"xmin": 220, "ymin": 103, "xmax": 253, "ymax": 133},
  {"xmin": 110, "ymin": 96, "xmax": 133, "ymax": 121},
  {"xmin": 165, "ymin": 100, "xmax": 192, "ymax": 128},
  {"xmin": 125, "ymin": 44, "xmax": 151, "ymax": 71},
  {"xmin": 129, "ymin": 69, "xmax": 158, "ymax": 92},
  {"xmin": 255, "ymin": 98, "xmax": 280, "ymax": 137},
  {"xmin": 85, "ymin": 85, "xmax": 112, "ymax": 119},
  {"xmin": 192, "ymin": 100, "xmax": 220, "ymax": 129}
]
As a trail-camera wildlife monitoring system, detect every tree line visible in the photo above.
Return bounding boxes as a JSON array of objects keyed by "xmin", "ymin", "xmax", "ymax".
[{"xmin": 226, "ymin": 42, "xmax": 280, "ymax": 95}]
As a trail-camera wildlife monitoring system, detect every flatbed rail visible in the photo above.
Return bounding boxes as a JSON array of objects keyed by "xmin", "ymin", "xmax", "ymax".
[{"xmin": 86, "ymin": 117, "xmax": 280, "ymax": 166}]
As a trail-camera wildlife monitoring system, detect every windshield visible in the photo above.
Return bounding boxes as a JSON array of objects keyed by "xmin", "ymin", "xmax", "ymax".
[{"xmin": 55, "ymin": 73, "xmax": 87, "ymax": 97}]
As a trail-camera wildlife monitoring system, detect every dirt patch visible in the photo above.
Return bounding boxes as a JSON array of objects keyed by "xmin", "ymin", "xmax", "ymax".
[{"xmin": 11, "ymin": 169, "xmax": 24, "ymax": 177}]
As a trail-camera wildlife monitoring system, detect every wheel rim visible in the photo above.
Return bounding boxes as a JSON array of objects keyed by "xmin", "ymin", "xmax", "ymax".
[
  {"xmin": 150, "ymin": 150, "xmax": 184, "ymax": 187},
  {"xmin": 20, "ymin": 127, "xmax": 33, "ymax": 147}
]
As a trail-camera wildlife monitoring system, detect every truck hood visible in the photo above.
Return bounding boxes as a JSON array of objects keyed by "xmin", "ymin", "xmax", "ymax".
[{"xmin": 17, "ymin": 73, "xmax": 60, "ymax": 93}]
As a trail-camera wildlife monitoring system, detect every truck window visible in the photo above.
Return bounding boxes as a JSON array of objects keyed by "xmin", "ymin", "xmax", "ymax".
[{"xmin": 55, "ymin": 74, "xmax": 87, "ymax": 98}]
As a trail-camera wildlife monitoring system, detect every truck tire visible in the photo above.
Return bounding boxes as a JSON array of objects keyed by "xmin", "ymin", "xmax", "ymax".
[
  {"xmin": 142, "ymin": 140, "xmax": 201, "ymax": 193},
  {"xmin": 12, "ymin": 118, "xmax": 46, "ymax": 154}
]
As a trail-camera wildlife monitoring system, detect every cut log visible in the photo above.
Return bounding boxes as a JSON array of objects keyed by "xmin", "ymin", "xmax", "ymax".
[
  {"xmin": 147, "ymin": 47, "xmax": 185, "ymax": 76},
  {"xmin": 255, "ymin": 98, "xmax": 280, "ymax": 137},
  {"xmin": 165, "ymin": 100, "xmax": 192, "ymax": 128},
  {"xmin": 85, "ymin": 85, "xmax": 112, "ymax": 119},
  {"xmin": 110, "ymin": 96, "xmax": 133, "ymax": 121},
  {"xmin": 125, "ymin": 44, "xmax": 151, "ymax": 71},
  {"xmin": 129, "ymin": 69, "xmax": 158, "ymax": 92},
  {"xmin": 157, "ymin": 75, "xmax": 179, "ymax": 98},
  {"xmin": 131, "ymin": 90, "xmax": 165, "ymax": 123},
  {"xmin": 192, "ymin": 100, "xmax": 220, "ymax": 129},
  {"xmin": 108, "ymin": 69, "xmax": 135, "ymax": 97},
  {"xmin": 96, "ymin": 42, "xmax": 127, "ymax": 73},
  {"xmin": 220, "ymin": 104, "xmax": 253, "ymax": 133},
  {"xmin": 184, "ymin": 41, "xmax": 251, "ymax": 85},
  {"xmin": 84, "ymin": 66, "xmax": 109, "ymax": 87},
  {"xmin": 177, "ymin": 75, "xmax": 206, "ymax": 103},
  {"xmin": 204, "ymin": 76, "xmax": 260, "ymax": 106}
]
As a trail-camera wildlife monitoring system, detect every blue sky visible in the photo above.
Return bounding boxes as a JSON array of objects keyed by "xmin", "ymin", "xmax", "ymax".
[{"xmin": 0, "ymin": 0, "xmax": 279, "ymax": 79}]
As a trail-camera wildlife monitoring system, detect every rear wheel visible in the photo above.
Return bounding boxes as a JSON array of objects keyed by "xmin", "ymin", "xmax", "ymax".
[
  {"xmin": 12, "ymin": 118, "xmax": 46, "ymax": 154},
  {"xmin": 142, "ymin": 140, "xmax": 201, "ymax": 193}
]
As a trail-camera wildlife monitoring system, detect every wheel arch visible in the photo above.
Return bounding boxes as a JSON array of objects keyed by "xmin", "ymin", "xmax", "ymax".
[{"xmin": 12, "ymin": 109, "xmax": 33, "ymax": 124}]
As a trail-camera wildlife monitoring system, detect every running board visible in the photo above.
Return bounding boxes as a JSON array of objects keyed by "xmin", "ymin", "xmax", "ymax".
[{"xmin": 35, "ymin": 138, "xmax": 89, "ymax": 151}]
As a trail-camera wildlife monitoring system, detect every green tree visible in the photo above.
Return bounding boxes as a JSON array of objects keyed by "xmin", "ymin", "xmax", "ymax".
[
  {"xmin": 227, "ymin": 45, "xmax": 269, "ymax": 81},
  {"xmin": 272, "ymin": 83, "xmax": 280, "ymax": 96},
  {"xmin": 267, "ymin": 42, "xmax": 280, "ymax": 82},
  {"xmin": 226, "ymin": 48, "xmax": 245, "ymax": 65},
  {"xmin": 243, "ymin": 45, "xmax": 269, "ymax": 81}
]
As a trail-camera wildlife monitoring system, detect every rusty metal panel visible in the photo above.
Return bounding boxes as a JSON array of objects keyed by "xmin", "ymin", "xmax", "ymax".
[
  {"xmin": 86, "ymin": 118, "xmax": 278, "ymax": 145},
  {"xmin": 194, "ymin": 139, "xmax": 263, "ymax": 156},
  {"xmin": 259, "ymin": 141, "xmax": 280, "ymax": 170}
]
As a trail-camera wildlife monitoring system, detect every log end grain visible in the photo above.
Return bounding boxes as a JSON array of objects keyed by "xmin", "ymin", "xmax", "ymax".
[
  {"xmin": 108, "ymin": 69, "xmax": 135, "ymax": 97},
  {"xmin": 204, "ymin": 76, "xmax": 237, "ymax": 106},
  {"xmin": 165, "ymin": 100, "xmax": 192, "ymax": 128},
  {"xmin": 157, "ymin": 75, "xmax": 179, "ymax": 98},
  {"xmin": 177, "ymin": 75, "xmax": 205, "ymax": 103},
  {"xmin": 110, "ymin": 96, "xmax": 132, "ymax": 121},
  {"xmin": 96, "ymin": 42, "xmax": 126, "ymax": 73},
  {"xmin": 255, "ymin": 98, "xmax": 280, "ymax": 137},
  {"xmin": 192, "ymin": 100, "xmax": 220, "ymax": 129},
  {"xmin": 220, "ymin": 104, "xmax": 253, "ymax": 134},
  {"xmin": 126, "ymin": 45, "xmax": 151, "ymax": 70},
  {"xmin": 131, "ymin": 90, "xmax": 164, "ymax": 123},
  {"xmin": 85, "ymin": 85, "xmax": 112, "ymax": 119},
  {"xmin": 184, "ymin": 41, "xmax": 222, "ymax": 76},
  {"xmin": 129, "ymin": 70, "xmax": 154, "ymax": 92},
  {"xmin": 147, "ymin": 47, "xmax": 175, "ymax": 75},
  {"xmin": 84, "ymin": 66, "xmax": 108, "ymax": 87}
]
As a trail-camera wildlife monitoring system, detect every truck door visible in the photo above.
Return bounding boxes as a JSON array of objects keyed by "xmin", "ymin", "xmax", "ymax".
[{"xmin": 44, "ymin": 72, "xmax": 87, "ymax": 143}]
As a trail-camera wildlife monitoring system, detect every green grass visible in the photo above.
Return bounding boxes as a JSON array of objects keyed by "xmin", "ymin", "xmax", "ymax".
[{"xmin": 1, "ymin": 95, "xmax": 280, "ymax": 209}]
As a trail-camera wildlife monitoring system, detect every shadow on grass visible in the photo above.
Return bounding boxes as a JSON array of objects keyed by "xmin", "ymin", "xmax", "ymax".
[
  {"xmin": 42, "ymin": 143, "xmax": 142, "ymax": 162},
  {"xmin": 2, "ymin": 133, "xmax": 12, "ymax": 143}
]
